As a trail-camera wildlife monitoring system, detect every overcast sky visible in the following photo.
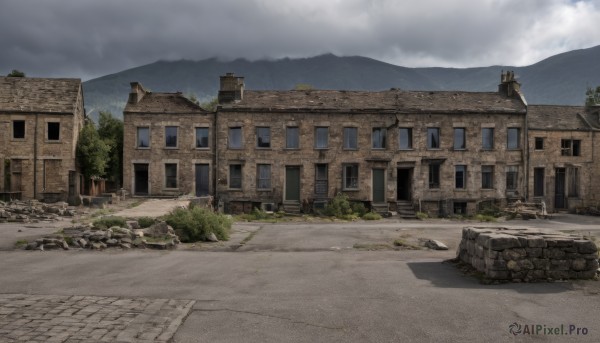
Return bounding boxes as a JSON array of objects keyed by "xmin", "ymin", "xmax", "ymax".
[{"xmin": 1, "ymin": 0, "xmax": 599, "ymax": 81}]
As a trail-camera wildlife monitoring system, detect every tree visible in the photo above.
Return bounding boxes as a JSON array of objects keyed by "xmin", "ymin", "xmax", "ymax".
[
  {"xmin": 585, "ymin": 86, "xmax": 600, "ymax": 107},
  {"xmin": 7, "ymin": 69, "xmax": 25, "ymax": 77},
  {"xmin": 294, "ymin": 83, "xmax": 314, "ymax": 90},
  {"xmin": 97, "ymin": 111, "xmax": 124, "ymax": 187},
  {"xmin": 200, "ymin": 97, "xmax": 218, "ymax": 111},
  {"xmin": 76, "ymin": 119, "xmax": 110, "ymax": 179}
]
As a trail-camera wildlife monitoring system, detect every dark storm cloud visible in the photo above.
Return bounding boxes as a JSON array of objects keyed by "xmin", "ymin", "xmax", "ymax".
[{"xmin": 0, "ymin": 0, "xmax": 599, "ymax": 80}]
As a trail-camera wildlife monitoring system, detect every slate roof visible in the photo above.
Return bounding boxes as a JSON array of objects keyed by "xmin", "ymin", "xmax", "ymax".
[
  {"xmin": 528, "ymin": 105, "xmax": 591, "ymax": 130},
  {"xmin": 220, "ymin": 90, "xmax": 526, "ymax": 114},
  {"xmin": 124, "ymin": 92, "xmax": 208, "ymax": 114},
  {"xmin": 0, "ymin": 77, "xmax": 81, "ymax": 114}
]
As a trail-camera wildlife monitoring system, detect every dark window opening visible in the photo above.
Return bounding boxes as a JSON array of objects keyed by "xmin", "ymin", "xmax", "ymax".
[
  {"xmin": 165, "ymin": 164, "xmax": 177, "ymax": 188},
  {"xmin": 455, "ymin": 165, "xmax": 466, "ymax": 189},
  {"xmin": 372, "ymin": 127, "xmax": 386, "ymax": 149},
  {"xmin": 399, "ymin": 128, "xmax": 412, "ymax": 149},
  {"xmin": 453, "ymin": 202, "xmax": 467, "ymax": 215},
  {"xmin": 315, "ymin": 164, "xmax": 328, "ymax": 195},
  {"xmin": 482, "ymin": 128, "xmax": 494, "ymax": 150},
  {"xmin": 230, "ymin": 165, "xmax": 242, "ymax": 189},
  {"xmin": 229, "ymin": 127, "xmax": 242, "ymax": 149},
  {"xmin": 195, "ymin": 127, "xmax": 209, "ymax": 148},
  {"xmin": 13, "ymin": 120, "xmax": 25, "ymax": 139},
  {"xmin": 429, "ymin": 164, "xmax": 440, "ymax": 189},
  {"xmin": 137, "ymin": 127, "xmax": 149, "ymax": 148},
  {"xmin": 343, "ymin": 164, "xmax": 358, "ymax": 190},
  {"xmin": 165, "ymin": 126, "xmax": 178, "ymax": 147},
  {"xmin": 315, "ymin": 127, "xmax": 328, "ymax": 149},
  {"xmin": 427, "ymin": 128, "xmax": 440, "ymax": 149},
  {"xmin": 533, "ymin": 168, "xmax": 544, "ymax": 196},
  {"xmin": 47, "ymin": 122, "xmax": 60, "ymax": 141},
  {"xmin": 561, "ymin": 139, "xmax": 581, "ymax": 156},
  {"xmin": 453, "ymin": 128, "xmax": 465, "ymax": 150},
  {"xmin": 507, "ymin": 128, "xmax": 520, "ymax": 149},
  {"xmin": 257, "ymin": 164, "xmax": 271, "ymax": 189},
  {"xmin": 344, "ymin": 127, "xmax": 358, "ymax": 149},
  {"xmin": 481, "ymin": 165, "xmax": 494, "ymax": 189},
  {"xmin": 256, "ymin": 127, "xmax": 271, "ymax": 148},
  {"xmin": 286, "ymin": 127, "xmax": 299, "ymax": 149},
  {"xmin": 535, "ymin": 137, "xmax": 544, "ymax": 150},
  {"xmin": 506, "ymin": 166, "xmax": 518, "ymax": 191}
]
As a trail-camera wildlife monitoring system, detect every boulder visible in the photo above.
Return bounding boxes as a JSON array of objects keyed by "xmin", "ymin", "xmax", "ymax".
[
  {"xmin": 207, "ymin": 232, "xmax": 219, "ymax": 242},
  {"xmin": 143, "ymin": 221, "xmax": 174, "ymax": 238},
  {"xmin": 425, "ymin": 239, "xmax": 448, "ymax": 250}
]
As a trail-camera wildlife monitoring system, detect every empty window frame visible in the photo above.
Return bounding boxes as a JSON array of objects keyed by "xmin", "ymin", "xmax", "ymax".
[
  {"xmin": 399, "ymin": 128, "xmax": 413, "ymax": 149},
  {"xmin": 482, "ymin": 128, "xmax": 494, "ymax": 150},
  {"xmin": 165, "ymin": 126, "xmax": 178, "ymax": 148},
  {"xmin": 507, "ymin": 128, "xmax": 520, "ymax": 149},
  {"xmin": 228, "ymin": 127, "xmax": 242, "ymax": 149},
  {"xmin": 257, "ymin": 164, "xmax": 271, "ymax": 189},
  {"xmin": 561, "ymin": 139, "xmax": 581, "ymax": 156},
  {"xmin": 427, "ymin": 128, "xmax": 440, "ymax": 149},
  {"xmin": 453, "ymin": 128, "xmax": 466, "ymax": 150},
  {"xmin": 137, "ymin": 127, "xmax": 150, "ymax": 148},
  {"xmin": 372, "ymin": 127, "xmax": 387, "ymax": 149},
  {"xmin": 315, "ymin": 127, "xmax": 328, "ymax": 149},
  {"xmin": 481, "ymin": 165, "xmax": 494, "ymax": 189},
  {"xmin": 229, "ymin": 165, "xmax": 242, "ymax": 189},
  {"xmin": 12, "ymin": 120, "xmax": 25, "ymax": 139},
  {"xmin": 506, "ymin": 166, "xmax": 518, "ymax": 191},
  {"xmin": 534, "ymin": 137, "xmax": 544, "ymax": 150},
  {"xmin": 286, "ymin": 127, "xmax": 299, "ymax": 149},
  {"xmin": 533, "ymin": 168, "xmax": 544, "ymax": 196},
  {"xmin": 455, "ymin": 165, "xmax": 466, "ymax": 189},
  {"xmin": 164, "ymin": 164, "xmax": 178, "ymax": 188},
  {"xmin": 195, "ymin": 127, "xmax": 209, "ymax": 148},
  {"xmin": 343, "ymin": 127, "xmax": 358, "ymax": 149},
  {"xmin": 343, "ymin": 164, "xmax": 359, "ymax": 190},
  {"xmin": 256, "ymin": 127, "xmax": 271, "ymax": 148},
  {"xmin": 47, "ymin": 122, "xmax": 60, "ymax": 141},
  {"xmin": 315, "ymin": 164, "xmax": 328, "ymax": 195},
  {"xmin": 453, "ymin": 202, "xmax": 467, "ymax": 215},
  {"xmin": 429, "ymin": 163, "xmax": 440, "ymax": 189}
]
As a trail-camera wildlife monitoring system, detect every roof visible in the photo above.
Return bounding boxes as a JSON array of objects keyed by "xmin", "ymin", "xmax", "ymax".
[
  {"xmin": 528, "ymin": 105, "xmax": 590, "ymax": 130},
  {"xmin": 124, "ymin": 92, "xmax": 208, "ymax": 114},
  {"xmin": 220, "ymin": 90, "xmax": 527, "ymax": 114},
  {"xmin": 0, "ymin": 77, "xmax": 81, "ymax": 114}
]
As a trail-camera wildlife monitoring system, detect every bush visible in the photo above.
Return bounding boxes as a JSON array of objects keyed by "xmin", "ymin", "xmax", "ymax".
[
  {"xmin": 362, "ymin": 212, "xmax": 382, "ymax": 220},
  {"xmin": 351, "ymin": 202, "xmax": 368, "ymax": 217},
  {"xmin": 416, "ymin": 212, "xmax": 429, "ymax": 220},
  {"xmin": 323, "ymin": 193, "xmax": 353, "ymax": 218},
  {"xmin": 137, "ymin": 216, "xmax": 156, "ymax": 228},
  {"xmin": 93, "ymin": 216, "xmax": 127, "ymax": 229},
  {"xmin": 164, "ymin": 207, "xmax": 232, "ymax": 242},
  {"xmin": 475, "ymin": 214, "xmax": 497, "ymax": 222},
  {"xmin": 478, "ymin": 203, "xmax": 502, "ymax": 217}
]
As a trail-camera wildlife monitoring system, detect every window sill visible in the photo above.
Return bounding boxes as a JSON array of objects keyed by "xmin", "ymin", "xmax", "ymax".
[
  {"xmin": 164, "ymin": 147, "xmax": 179, "ymax": 150},
  {"xmin": 481, "ymin": 188, "xmax": 495, "ymax": 191},
  {"xmin": 257, "ymin": 188, "xmax": 273, "ymax": 192},
  {"xmin": 45, "ymin": 140, "xmax": 62, "ymax": 144},
  {"xmin": 481, "ymin": 149, "xmax": 495, "ymax": 151},
  {"xmin": 371, "ymin": 148, "xmax": 386, "ymax": 150},
  {"xmin": 195, "ymin": 147, "xmax": 210, "ymax": 150},
  {"xmin": 228, "ymin": 188, "xmax": 243, "ymax": 191},
  {"xmin": 284, "ymin": 148, "xmax": 300, "ymax": 150},
  {"xmin": 314, "ymin": 148, "xmax": 329, "ymax": 150},
  {"xmin": 228, "ymin": 147, "xmax": 243, "ymax": 150},
  {"xmin": 255, "ymin": 147, "xmax": 272, "ymax": 150},
  {"xmin": 136, "ymin": 147, "xmax": 151, "ymax": 150},
  {"xmin": 163, "ymin": 188, "xmax": 179, "ymax": 191},
  {"xmin": 342, "ymin": 188, "xmax": 359, "ymax": 192},
  {"xmin": 428, "ymin": 187, "xmax": 440, "ymax": 190},
  {"xmin": 343, "ymin": 148, "xmax": 358, "ymax": 151},
  {"xmin": 398, "ymin": 148, "xmax": 414, "ymax": 151},
  {"xmin": 427, "ymin": 148, "xmax": 441, "ymax": 151},
  {"xmin": 452, "ymin": 148, "xmax": 467, "ymax": 151},
  {"xmin": 507, "ymin": 148, "xmax": 521, "ymax": 151}
]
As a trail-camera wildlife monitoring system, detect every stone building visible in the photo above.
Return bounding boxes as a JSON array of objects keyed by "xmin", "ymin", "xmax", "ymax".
[
  {"xmin": 527, "ymin": 105, "xmax": 600, "ymax": 211},
  {"xmin": 215, "ymin": 72, "xmax": 528, "ymax": 215},
  {"xmin": 122, "ymin": 82, "xmax": 213, "ymax": 197},
  {"xmin": 0, "ymin": 77, "xmax": 85, "ymax": 203}
]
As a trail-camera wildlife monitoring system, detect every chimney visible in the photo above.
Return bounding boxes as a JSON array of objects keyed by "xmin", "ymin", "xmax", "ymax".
[
  {"xmin": 218, "ymin": 73, "xmax": 245, "ymax": 104},
  {"xmin": 128, "ymin": 82, "xmax": 147, "ymax": 104},
  {"xmin": 498, "ymin": 70, "xmax": 521, "ymax": 97}
]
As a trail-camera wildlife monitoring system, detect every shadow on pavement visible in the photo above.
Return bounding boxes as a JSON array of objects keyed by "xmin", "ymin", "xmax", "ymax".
[{"xmin": 407, "ymin": 261, "xmax": 575, "ymax": 294}]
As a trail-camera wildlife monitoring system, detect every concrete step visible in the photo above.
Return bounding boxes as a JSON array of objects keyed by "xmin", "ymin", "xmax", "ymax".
[{"xmin": 282, "ymin": 202, "xmax": 301, "ymax": 214}]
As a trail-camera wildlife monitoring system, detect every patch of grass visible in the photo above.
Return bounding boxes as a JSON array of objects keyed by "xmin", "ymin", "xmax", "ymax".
[
  {"xmin": 362, "ymin": 212, "xmax": 382, "ymax": 220},
  {"xmin": 93, "ymin": 216, "xmax": 127, "ymax": 229},
  {"xmin": 15, "ymin": 239, "xmax": 28, "ymax": 247},
  {"xmin": 64, "ymin": 236, "xmax": 73, "ymax": 245},
  {"xmin": 236, "ymin": 208, "xmax": 292, "ymax": 222},
  {"xmin": 164, "ymin": 207, "xmax": 232, "ymax": 242},
  {"xmin": 91, "ymin": 208, "xmax": 115, "ymax": 218},
  {"xmin": 127, "ymin": 199, "xmax": 145, "ymax": 209},
  {"xmin": 393, "ymin": 239, "xmax": 422, "ymax": 250},
  {"xmin": 353, "ymin": 243, "xmax": 393, "ymax": 250},
  {"xmin": 137, "ymin": 216, "xmax": 156, "ymax": 228},
  {"xmin": 351, "ymin": 202, "xmax": 368, "ymax": 217},
  {"xmin": 416, "ymin": 212, "xmax": 429, "ymax": 220},
  {"xmin": 475, "ymin": 214, "xmax": 497, "ymax": 222},
  {"xmin": 144, "ymin": 236, "xmax": 172, "ymax": 243},
  {"xmin": 240, "ymin": 229, "xmax": 260, "ymax": 245}
]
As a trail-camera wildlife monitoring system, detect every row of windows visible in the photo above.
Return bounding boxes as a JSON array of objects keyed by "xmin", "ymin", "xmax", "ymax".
[
  {"xmin": 427, "ymin": 164, "xmax": 519, "ymax": 190},
  {"xmin": 136, "ymin": 126, "xmax": 209, "ymax": 149},
  {"xmin": 533, "ymin": 137, "xmax": 581, "ymax": 156},
  {"xmin": 228, "ymin": 126, "xmax": 523, "ymax": 150},
  {"xmin": 11, "ymin": 120, "xmax": 61, "ymax": 141}
]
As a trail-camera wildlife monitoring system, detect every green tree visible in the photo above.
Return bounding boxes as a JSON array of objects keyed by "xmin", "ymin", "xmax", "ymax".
[
  {"xmin": 585, "ymin": 86, "xmax": 600, "ymax": 107},
  {"xmin": 76, "ymin": 119, "xmax": 110, "ymax": 179},
  {"xmin": 200, "ymin": 97, "xmax": 218, "ymax": 111},
  {"xmin": 97, "ymin": 111, "xmax": 124, "ymax": 187},
  {"xmin": 7, "ymin": 69, "xmax": 25, "ymax": 77}
]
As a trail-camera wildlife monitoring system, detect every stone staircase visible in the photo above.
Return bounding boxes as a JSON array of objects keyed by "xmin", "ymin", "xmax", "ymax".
[
  {"xmin": 282, "ymin": 201, "xmax": 301, "ymax": 214},
  {"xmin": 396, "ymin": 200, "xmax": 417, "ymax": 219},
  {"xmin": 371, "ymin": 203, "xmax": 390, "ymax": 216}
]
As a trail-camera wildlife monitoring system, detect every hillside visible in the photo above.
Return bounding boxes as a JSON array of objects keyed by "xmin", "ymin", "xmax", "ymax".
[{"xmin": 83, "ymin": 45, "xmax": 600, "ymax": 121}]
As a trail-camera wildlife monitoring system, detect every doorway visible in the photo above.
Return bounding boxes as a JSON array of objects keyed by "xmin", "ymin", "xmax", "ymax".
[
  {"xmin": 195, "ymin": 164, "xmax": 209, "ymax": 196},
  {"xmin": 397, "ymin": 168, "xmax": 412, "ymax": 201},
  {"xmin": 555, "ymin": 168, "xmax": 566, "ymax": 209},
  {"xmin": 133, "ymin": 163, "xmax": 149, "ymax": 195},
  {"xmin": 285, "ymin": 167, "xmax": 300, "ymax": 201},
  {"xmin": 372, "ymin": 169, "xmax": 385, "ymax": 203}
]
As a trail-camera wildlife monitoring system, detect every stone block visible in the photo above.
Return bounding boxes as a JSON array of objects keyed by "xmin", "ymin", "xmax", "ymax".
[
  {"xmin": 527, "ymin": 270, "xmax": 546, "ymax": 280},
  {"xmin": 487, "ymin": 270, "xmax": 510, "ymax": 279},
  {"xmin": 507, "ymin": 260, "xmax": 520, "ymax": 271},
  {"xmin": 586, "ymin": 259, "xmax": 599, "ymax": 271},
  {"xmin": 485, "ymin": 258, "xmax": 507, "ymax": 271},
  {"xmin": 517, "ymin": 259, "xmax": 534, "ymax": 270},
  {"xmin": 545, "ymin": 248, "xmax": 566, "ymax": 259},
  {"xmin": 571, "ymin": 258, "xmax": 587, "ymax": 271},
  {"xmin": 525, "ymin": 248, "xmax": 542, "ymax": 258},
  {"xmin": 527, "ymin": 236, "xmax": 546, "ymax": 248},
  {"xmin": 550, "ymin": 260, "xmax": 570, "ymax": 271},
  {"xmin": 547, "ymin": 271, "xmax": 570, "ymax": 280},
  {"xmin": 487, "ymin": 234, "xmax": 521, "ymax": 251},
  {"xmin": 531, "ymin": 258, "xmax": 550, "ymax": 270},
  {"xmin": 573, "ymin": 240, "xmax": 597, "ymax": 254},
  {"xmin": 484, "ymin": 249, "xmax": 499, "ymax": 259},
  {"xmin": 502, "ymin": 248, "xmax": 526, "ymax": 261}
]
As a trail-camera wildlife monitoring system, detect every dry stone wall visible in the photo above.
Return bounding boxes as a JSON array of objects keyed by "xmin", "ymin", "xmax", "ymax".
[{"xmin": 457, "ymin": 227, "xmax": 599, "ymax": 281}]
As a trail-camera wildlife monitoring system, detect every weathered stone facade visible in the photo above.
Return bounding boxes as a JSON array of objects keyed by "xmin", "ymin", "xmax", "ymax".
[
  {"xmin": 0, "ymin": 77, "xmax": 84, "ymax": 204},
  {"xmin": 122, "ymin": 83, "xmax": 214, "ymax": 197}
]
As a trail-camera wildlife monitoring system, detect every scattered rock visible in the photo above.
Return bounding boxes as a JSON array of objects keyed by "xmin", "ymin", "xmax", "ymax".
[
  {"xmin": 425, "ymin": 239, "xmax": 448, "ymax": 250},
  {"xmin": 207, "ymin": 232, "xmax": 219, "ymax": 242}
]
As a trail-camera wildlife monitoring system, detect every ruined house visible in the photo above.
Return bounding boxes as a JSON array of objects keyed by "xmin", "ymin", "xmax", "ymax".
[
  {"xmin": 0, "ymin": 77, "xmax": 85, "ymax": 203},
  {"xmin": 122, "ymin": 82, "xmax": 213, "ymax": 197}
]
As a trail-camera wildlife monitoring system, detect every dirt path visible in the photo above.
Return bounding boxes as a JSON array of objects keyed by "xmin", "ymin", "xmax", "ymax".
[{"xmin": 112, "ymin": 198, "xmax": 190, "ymax": 218}]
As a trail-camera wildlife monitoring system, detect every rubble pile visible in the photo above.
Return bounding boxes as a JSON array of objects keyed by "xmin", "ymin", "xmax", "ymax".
[
  {"xmin": 24, "ymin": 221, "xmax": 180, "ymax": 251},
  {"xmin": 0, "ymin": 200, "xmax": 76, "ymax": 223},
  {"xmin": 504, "ymin": 200, "xmax": 548, "ymax": 219},
  {"xmin": 457, "ymin": 227, "xmax": 599, "ymax": 282}
]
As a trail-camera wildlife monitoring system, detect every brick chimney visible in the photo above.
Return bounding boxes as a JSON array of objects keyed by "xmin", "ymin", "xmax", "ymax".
[
  {"xmin": 128, "ymin": 82, "xmax": 147, "ymax": 104},
  {"xmin": 218, "ymin": 73, "xmax": 244, "ymax": 104},
  {"xmin": 498, "ymin": 71, "xmax": 521, "ymax": 97}
]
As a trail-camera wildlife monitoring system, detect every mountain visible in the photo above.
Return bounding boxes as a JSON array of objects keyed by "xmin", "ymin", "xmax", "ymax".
[{"xmin": 83, "ymin": 45, "xmax": 600, "ymax": 121}]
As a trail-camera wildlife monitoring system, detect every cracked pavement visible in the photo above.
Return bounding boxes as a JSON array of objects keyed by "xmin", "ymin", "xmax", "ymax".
[{"xmin": 1, "ymin": 214, "xmax": 599, "ymax": 342}]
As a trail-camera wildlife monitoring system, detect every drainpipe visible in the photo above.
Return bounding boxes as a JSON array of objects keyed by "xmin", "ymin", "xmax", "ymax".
[
  {"xmin": 33, "ymin": 113, "xmax": 39, "ymax": 199},
  {"xmin": 524, "ymin": 107, "xmax": 529, "ymax": 201},
  {"xmin": 213, "ymin": 108, "xmax": 218, "ymax": 205}
]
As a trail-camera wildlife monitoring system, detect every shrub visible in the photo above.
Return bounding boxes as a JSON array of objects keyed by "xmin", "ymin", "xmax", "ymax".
[
  {"xmin": 416, "ymin": 212, "xmax": 429, "ymax": 220},
  {"xmin": 137, "ymin": 216, "xmax": 156, "ymax": 228},
  {"xmin": 164, "ymin": 207, "xmax": 232, "ymax": 242},
  {"xmin": 478, "ymin": 203, "xmax": 502, "ymax": 217},
  {"xmin": 93, "ymin": 216, "xmax": 126, "ymax": 229},
  {"xmin": 475, "ymin": 214, "xmax": 497, "ymax": 222},
  {"xmin": 351, "ymin": 202, "xmax": 368, "ymax": 217},
  {"xmin": 323, "ymin": 193, "xmax": 353, "ymax": 218},
  {"xmin": 362, "ymin": 212, "xmax": 382, "ymax": 220}
]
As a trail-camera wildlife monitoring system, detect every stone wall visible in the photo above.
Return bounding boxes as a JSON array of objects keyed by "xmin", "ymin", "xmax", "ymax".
[{"xmin": 457, "ymin": 227, "xmax": 599, "ymax": 281}]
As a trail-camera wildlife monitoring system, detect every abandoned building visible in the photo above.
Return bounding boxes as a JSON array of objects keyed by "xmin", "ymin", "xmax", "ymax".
[
  {"xmin": 122, "ymin": 82, "xmax": 214, "ymax": 198},
  {"xmin": 0, "ymin": 77, "xmax": 85, "ymax": 204}
]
